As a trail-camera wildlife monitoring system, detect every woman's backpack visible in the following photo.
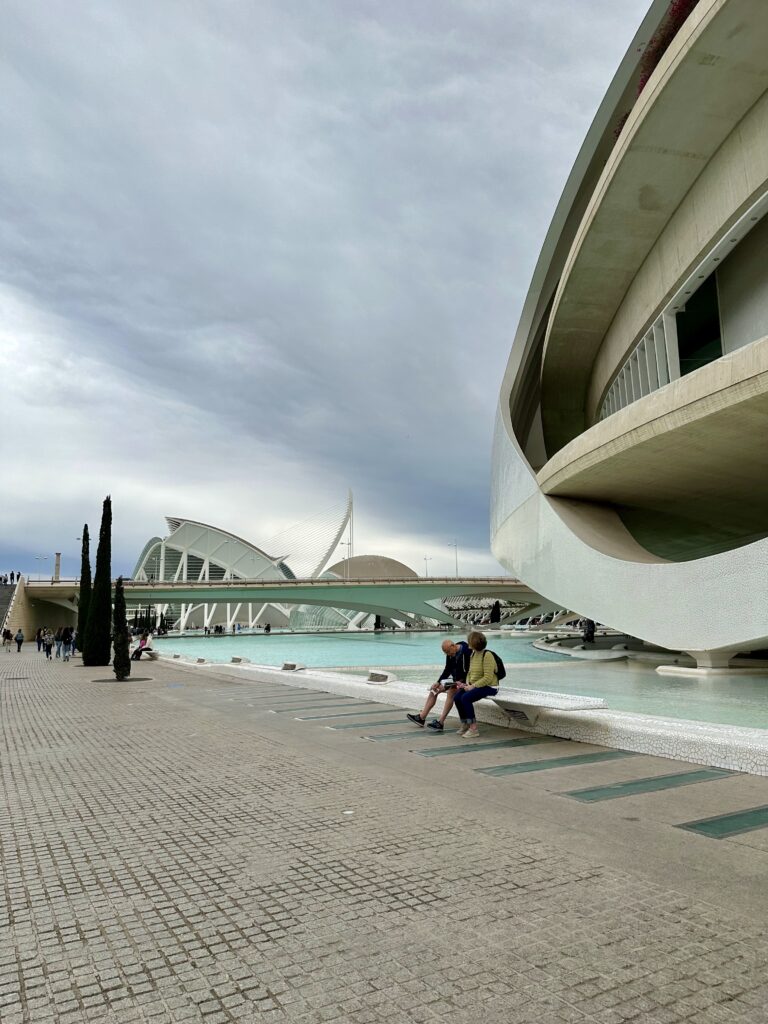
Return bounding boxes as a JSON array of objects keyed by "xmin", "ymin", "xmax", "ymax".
[{"xmin": 488, "ymin": 650, "xmax": 506, "ymax": 680}]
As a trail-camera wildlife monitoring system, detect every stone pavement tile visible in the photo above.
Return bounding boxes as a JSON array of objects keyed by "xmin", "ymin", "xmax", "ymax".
[{"xmin": 4, "ymin": 653, "xmax": 768, "ymax": 1023}]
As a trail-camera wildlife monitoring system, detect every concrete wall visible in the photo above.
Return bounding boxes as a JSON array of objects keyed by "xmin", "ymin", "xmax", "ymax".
[
  {"xmin": 8, "ymin": 579, "xmax": 78, "ymax": 637},
  {"xmin": 719, "ymin": 214, "xmax": 768, "ymax": 355}
]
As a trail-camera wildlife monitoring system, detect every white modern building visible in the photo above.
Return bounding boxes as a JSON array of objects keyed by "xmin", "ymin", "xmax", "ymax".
[
  {"xmin": 131, "ymin": 504, "xmax": 429, "ymax": 630},
  {"xmin": 133, "ymin": 499, "xmax": 353, "ymax": 630},
  {"xmin": 491, "ymin": 0, "xmax": 768, "ymax": 666}
]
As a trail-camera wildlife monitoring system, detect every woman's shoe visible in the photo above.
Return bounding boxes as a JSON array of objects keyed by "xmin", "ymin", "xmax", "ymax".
[
  {"xmin": 456, "ymin": 723, "xmax": 469, "ymax": 736},
  {"xmin": 463, "ymin": 728, "xmax": 480, "ymax": 739}
]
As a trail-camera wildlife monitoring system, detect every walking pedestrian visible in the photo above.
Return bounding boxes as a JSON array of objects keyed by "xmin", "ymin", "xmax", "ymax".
[
  {"xmin": 43, "ymin": 628, "xmax": 55, "ymax": 660},
  {"xmin": 61, "ymin": 626, "xmax": 73, "ymax": 661},
  {"xmin": 14, "ymin": 629, "xmax": 24, "ymax": 652}
]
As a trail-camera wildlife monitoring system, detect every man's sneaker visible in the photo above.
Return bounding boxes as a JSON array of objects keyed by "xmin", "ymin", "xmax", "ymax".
[
  {"xmin": 463, "ymin": 729, "xmax": 480, "ymax": 740},
  {"xmin": 456, "ymin": 724, "xmax": 469, "ymax": 736},
  {"xmin": 426, "ymin": 720, "xmax": 444, "ymax": 731},
  {"xmin": 406, "ymin": 713, "xmax": 426, "ymax": 727}
]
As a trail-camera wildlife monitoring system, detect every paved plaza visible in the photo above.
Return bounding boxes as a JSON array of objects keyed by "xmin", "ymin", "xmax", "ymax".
[{"xmin": 3, "ymin": 652, "xmax": 768, "ymax": 1023}]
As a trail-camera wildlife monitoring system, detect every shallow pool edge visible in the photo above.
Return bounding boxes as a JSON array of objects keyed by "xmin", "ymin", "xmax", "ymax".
[{"xmin": 161, "ymin": 657, "xmax": 768, "ymax": 776}]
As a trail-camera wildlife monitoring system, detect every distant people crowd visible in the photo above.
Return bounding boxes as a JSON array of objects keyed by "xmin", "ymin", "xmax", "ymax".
[
  {"xmin": 4, "ymin": 624, "xmax": 76, "ymax": 658},
  {"xmin": 1, "ymin": 571, "xmax": 22, "ymax": 585}
]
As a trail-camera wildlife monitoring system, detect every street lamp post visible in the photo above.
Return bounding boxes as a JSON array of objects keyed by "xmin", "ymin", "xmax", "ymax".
[
  {"xmin": 338, "ymin": 539, "xmax": 352, "ymax": 580},
  {"xmin": 449, "ymin": 541, "xmax": 459, "ymax": 578},
  {"xmin": 34, "ymin": 555, "xmax": 49, "ymax": 582},
  {"xmin": 423, "ymin": 556, "xmax": 432, "ymax": 578}
]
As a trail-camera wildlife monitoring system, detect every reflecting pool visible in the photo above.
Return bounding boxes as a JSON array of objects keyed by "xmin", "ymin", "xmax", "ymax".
[
  {"xmin": 156, "ymin": 631, "xmax": 565, "ymax": 669},
  {"xmin": 156, "ymin": 631, "xmax": 768, "ymax": 730}
]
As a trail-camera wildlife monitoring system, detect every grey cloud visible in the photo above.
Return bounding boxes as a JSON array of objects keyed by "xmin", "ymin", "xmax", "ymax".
[{"xmin": 1, "ymin": 0, "xmax": 649, "ymax": 572}]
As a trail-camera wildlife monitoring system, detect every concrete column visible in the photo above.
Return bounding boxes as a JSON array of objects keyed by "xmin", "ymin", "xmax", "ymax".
[
  {"xmin": 54, "ymin": 553, "xmax": 61, "ymax": 581},
  {"xmin": 687, "ymin": 650, "xmax": 734, "ymax": 669}
]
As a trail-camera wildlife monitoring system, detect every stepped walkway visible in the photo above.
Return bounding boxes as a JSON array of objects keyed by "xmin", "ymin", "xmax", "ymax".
[
  {"xmin": 0, "ymin": 582, "xmax": 16, "ymax": 629},
  {"xmin": 2, "ymin": 650, "xmax": 768, "ymax": 1023}
]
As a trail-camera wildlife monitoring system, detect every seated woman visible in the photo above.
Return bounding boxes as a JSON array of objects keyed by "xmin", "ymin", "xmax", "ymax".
[
  {"xmin": 453, "ymin": 630, "xmax": 499, "ymax": 739},
  {"xmin": 131, "ymin": 632, "xmax": 153, "ymax": 660}
]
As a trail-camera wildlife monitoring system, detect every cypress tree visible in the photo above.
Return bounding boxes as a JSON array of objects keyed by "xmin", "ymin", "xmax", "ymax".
[
  {"xmin": 112, "ymin": 576, "xmax": 131, "ymax": 681},
  {"xmin": 83, "ymin": 495, "xmax": 113, "ymax": 666},
  {"xmin": 76, "ymin": 525, "xmax": 91, "ymax": 654}
]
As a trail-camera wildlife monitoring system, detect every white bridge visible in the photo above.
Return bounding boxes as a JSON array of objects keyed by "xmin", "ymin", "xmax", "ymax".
[{"xmin": 20, "ymin": 576, "xmax": 542, "ymax": 630}]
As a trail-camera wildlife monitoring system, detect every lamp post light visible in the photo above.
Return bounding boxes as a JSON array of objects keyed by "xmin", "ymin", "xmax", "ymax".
[
  {"xmin": 449, "ymin": 541, "xmax": 459, "ymax": 578},
  {"xmin": 34, "ymin": 555, "xmax": 49, "ymax": 582},
  {"xmin": 338, "ymin": 539, "xmax": 352, "ymax": 580},
  {"xmin": 423, "ymin": 556, "xmax": 432, "ymax": 578}
]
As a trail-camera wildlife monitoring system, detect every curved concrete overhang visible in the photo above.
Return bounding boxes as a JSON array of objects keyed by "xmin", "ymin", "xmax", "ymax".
[
  {"xmin": 588, "ymin": 91, "xmax": 768, "ymax": 421},
  {"xmin": 500, "ymin": 1, "xmax": 671, "ymax": 444},
  {"xmin": 541, "ymin": 0, "xmax": 768, "ymax": 454},
  {"xmin": 538, "ymin": 336, "xmax": 768, "ymax": 550},
  {"xmin": 490, "ymin": 412, "xmax": 768, "ymax": 655}
]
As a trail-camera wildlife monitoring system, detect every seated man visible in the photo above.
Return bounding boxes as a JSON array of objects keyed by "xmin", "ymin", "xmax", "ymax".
[{"xmin": 407, "ymin": 638, "xmax": 471, "ymax": 732}]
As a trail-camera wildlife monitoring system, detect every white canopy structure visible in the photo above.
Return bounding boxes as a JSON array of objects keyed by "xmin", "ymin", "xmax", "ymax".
[{"xmin": 132, "ymin": 495, "xmax": 353, "ymax": 630}]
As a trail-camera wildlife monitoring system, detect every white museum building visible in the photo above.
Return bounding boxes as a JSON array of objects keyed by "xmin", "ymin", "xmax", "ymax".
[{"xmin": 491, "ymin": 0, "xmax": 768, "ymax": 667}]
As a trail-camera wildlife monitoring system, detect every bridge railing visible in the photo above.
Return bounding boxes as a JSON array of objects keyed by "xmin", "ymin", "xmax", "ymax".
[
  {"xmin": 122, "ymin": 576, "xmax": 523, "ymax": 587},
  {"xmin": 28, "ymin": 576, "xmax": 523, "ymax": 588}
]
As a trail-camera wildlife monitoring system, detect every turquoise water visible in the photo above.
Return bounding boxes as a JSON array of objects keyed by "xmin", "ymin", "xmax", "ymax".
[
  {"xmin": 476, "ymin": 660, "xmax": 768, "ymax": 731},
  {"xmin": 156, "ymin": 631, "xmax": 566, "ymax": 669},
  {"xmin": 156, "ymin": 631, "xmax": 768, "ymax": 730}
]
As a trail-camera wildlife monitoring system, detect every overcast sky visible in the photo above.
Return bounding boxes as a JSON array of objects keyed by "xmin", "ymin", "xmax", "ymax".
[{"xmin": 1, "ymin": 0, "xmax": 649, "ymax": 578}]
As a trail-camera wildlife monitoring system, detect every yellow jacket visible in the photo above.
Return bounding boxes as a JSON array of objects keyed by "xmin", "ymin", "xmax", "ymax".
[{"xmin": 467, "ymin": 649, "xmax": 498, "ymax": 688}]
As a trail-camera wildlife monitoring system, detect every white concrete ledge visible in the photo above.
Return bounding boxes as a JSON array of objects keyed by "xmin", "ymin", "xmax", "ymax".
[
  {"xmin": 657, "ymin": 664, "xmax": 768, "ymax": 678},
  {"xmin": 158, "ymin": 655, "xmax": 768, "ymax": 775}
]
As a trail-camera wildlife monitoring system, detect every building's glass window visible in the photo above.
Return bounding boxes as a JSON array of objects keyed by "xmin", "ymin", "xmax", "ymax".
[
  {"xmin": 186, "ymin": 554, "xmax": 204, "ymax": 580},
  {"xmin": 676, "ymin": 272, "xmax": 722, "ymax": 376}
]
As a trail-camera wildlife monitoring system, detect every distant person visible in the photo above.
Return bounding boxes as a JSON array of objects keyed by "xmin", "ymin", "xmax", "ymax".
[
  {"xmin": 14, "ymin": 629, "xmax": 24, "ymax": 652},
  {"xmin": 407, "ymin": 638, "xmax": 471, "ymax": 732},
  {"xmin": 264, "ymin": 623, "xmax": 271, "ymax": 634},
  {"xmin": 454, "ymin": 631, "xmax": 500, "ymax": 739},
  {"xmin": 54, "ymin": 627, "xmax": 63, "ymax": 659},
  {"xmin": 35, "ymin": 627, "xmax": 43, "ymax": 652},
  {"xmin": 489, "ymin": 600, "xmax": 501, "ymax": 624},
  {"xmin": 61, "ymin": 626, "xmax": 73, "ymax": 662},
  {"xmin": 582, "ymin": 618, "xmax": 596, "ymax": 644},
  {"xmin": 43, "ymin": 629, "xmax": 55, "ymax": 660},
  {"xmin": 131, "ymin": 632, "xmax": 153, "ymax": 660},
  {"xmin": 3, "ymin": 628, "xmax": 12, "ymax": 651},
  {"xmin": 9, "ymin": 571, "xmax": 15, "ymax": 584}
]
